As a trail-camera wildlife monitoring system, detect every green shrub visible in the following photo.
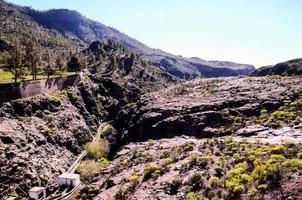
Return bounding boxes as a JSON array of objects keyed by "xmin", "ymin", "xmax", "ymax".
[
  {"xmin": 76, "ymin": 159, "xmax": 104, "ymax": 182},
  {"xmin": 43, "ymin": 115, "xmax": 55, "ymax": 124},
  {"xmin": 18, "ymin": 116, "xmax": 26, "ymax": 123},
  {"xmin": 84, "ymin": 139, "xmax": 109, "ymax": 160},
  {"xmin": 209, "ymin": 176, "xmax": 219, "ymax": 187},
  {"xmin": 128, "ymin": 174, "xmax": 140, "ymax": 183},
  {"xmin": 252, "ymin": 160, "xmax": 282, "ymax": 186},
  {"xmin": 269, "ymin": 154, "xmax": 286, "ymax": 163},
  {"xmin": 162, "ymin": 157, "xmax": 174, "ymax": 167},
  {"xmin": 297, "ymin": 151, "xmax": 302, "ymax": 159},
  {"xmin": 35, "ymin": 110, "xmax": 45, "ymax": 118},
  {"xmin": 225, "ymin": 162, "xmax": 252, "ymax": 193},
  {"xmin": 144, "ymin": 163, "xmax": 163, "ymax": 179},
  {"xmin": 269, "ymin": 110, "xmax": 296, "ymax": 122},
  {"xmin": 269, "ymin": 145, "xmax": 285, "ymax": 154},
  {"xmin": 281, "ymin": 159, "xmax": 302, "ymax": 169},
  {"xmin": 186, "ymin": 192, "xmax": 208, "ymax": 200}
]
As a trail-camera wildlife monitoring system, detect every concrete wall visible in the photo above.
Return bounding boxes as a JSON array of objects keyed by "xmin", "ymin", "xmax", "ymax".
[{"xmin": 0, "ymin": 75, "xmax": 81, "ymax": 103}]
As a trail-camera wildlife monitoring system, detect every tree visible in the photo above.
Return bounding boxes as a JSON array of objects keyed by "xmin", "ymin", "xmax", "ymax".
[
  {"xmin": 6, "ymin": 37, "xmax": 26, "ymax": 83},
  {"xmin": 43, "ymin": 51, "xmax": 54, "ymax": 79},
  {"xmin": 55, "ymin": 54, "xmax": 66, "ymax": 77},
  {"xmin": 67, "ymin": 55, "xmax": 81, "ymax": 73},
  {"xmin": 25, "ymin": 39, "xmax": 41, "ymax": 80}
]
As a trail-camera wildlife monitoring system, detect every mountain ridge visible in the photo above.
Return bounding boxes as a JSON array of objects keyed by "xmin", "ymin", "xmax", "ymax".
[
  {"xmin": 0, "ymin": 0, "xmax": 255, "ymax": 79},
  {"xmin": 251, "ymin": 58, "xmax": 302, "ymax": 76}
]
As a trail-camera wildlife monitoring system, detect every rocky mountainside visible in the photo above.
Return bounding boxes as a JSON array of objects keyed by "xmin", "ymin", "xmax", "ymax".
[
  {"xmin": 86, "ymin": 40, "xmax": 177, "ymax": 95},
  {"xmin": 77, "ymin": 76, "xmax": 302, "ymax": 200},
  {"xmin": 0, "ymin": 39, "xmax": 175, "ymax": 198},
  {"xmin": 0, "ymin": 0, "xmax": 83, "ymax": 54},
  {"xmin": 251, "ymin": 58, "xmax": 302, "ymax": 76},
  {"xmin": 1, "ymin": 73, "xmax": 302, "ymax": 199},
  {"xmin": 115, "ymin": 76, "xmax": 302, "ymax": 142},
  {"xmin": 0, "ymin": 0, "xmax": 255, "ymax": 79}
]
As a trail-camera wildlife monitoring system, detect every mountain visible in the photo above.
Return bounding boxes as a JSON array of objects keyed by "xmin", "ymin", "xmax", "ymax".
[
  {"xmin": 0, "ymin": 0, "xmax": 255, "ymax": 79},
  {"xmin": 85, "ymin": 40, "xmax": 177, "ymax": 95},
  {"xmin": 251, "ymin": 58, "xmax": 302, "ymax": 76}
]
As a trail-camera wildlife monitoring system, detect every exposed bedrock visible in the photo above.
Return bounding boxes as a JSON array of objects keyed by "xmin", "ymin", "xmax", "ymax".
[{"xmin": 115, "ymin": 76, "xmax": 302, "ymax": 143}]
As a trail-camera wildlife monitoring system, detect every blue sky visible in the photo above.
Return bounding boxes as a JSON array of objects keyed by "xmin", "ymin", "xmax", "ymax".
[{"xmin": 8, "ymin": 0, "xmax": 302, "ymax": 67}]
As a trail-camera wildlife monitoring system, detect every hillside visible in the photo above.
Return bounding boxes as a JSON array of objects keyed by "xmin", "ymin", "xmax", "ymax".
[
  {"xmin": 0, "ymin": 0, "xmax": 255, "ymax": 79},
  {"xmin": 2, "ymin": 74, "xmax": 302, "ymax": 199},
  {"xmin": 251, "ymin": 58, "xmax": 302, "ymax": 76}
]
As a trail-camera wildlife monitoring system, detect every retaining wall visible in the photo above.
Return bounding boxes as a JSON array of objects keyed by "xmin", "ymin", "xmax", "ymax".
[{"xmin": 0, "ymin": 75, "xmax": 81, "ymax": 103}]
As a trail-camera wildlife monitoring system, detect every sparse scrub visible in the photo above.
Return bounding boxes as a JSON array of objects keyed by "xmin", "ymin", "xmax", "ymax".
[
  {"xmin": 143, "ymin": 163, "xmax": 164, "ymax": 180},
  {"xmin": 84, "ymin": 139, "xmax": 109, "ymax": 160},
  {"xmin": 76, "ymin": 159, "xmax": 106, "ymax": 182}
]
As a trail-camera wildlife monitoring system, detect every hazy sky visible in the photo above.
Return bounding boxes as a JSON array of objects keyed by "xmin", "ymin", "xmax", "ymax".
[{"xmin": 8, "ymin": 0, "xmax": 302, "ymax": 67}]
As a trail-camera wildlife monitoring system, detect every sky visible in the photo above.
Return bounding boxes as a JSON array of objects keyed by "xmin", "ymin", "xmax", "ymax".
[{"xmin": 8, "ymin": 0, "xmax": 302, "ymax": 67}]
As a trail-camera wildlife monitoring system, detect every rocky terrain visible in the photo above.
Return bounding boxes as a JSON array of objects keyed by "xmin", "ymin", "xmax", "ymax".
[
  {"xmin": 0, "ymin": 2, "xmax": 301, "ymax": 198},
  {"xmin": 251, "ymin": 58, "xmax": 302, "ymax": 76},
  {"xmin": 0, "ymin": 39, "xmax": 175, "ymax": 198},
  {"xmin": 115, "ymin": 76, "xmax": 302, "ymax": 143},
  {"xmin": 57, "ymin": 75, "xmax": 302, "ymax": 200},
  {"xmin": 1, "ymin": 72, "xmax": 302, "ymax": 199},
  {"xmin": 0, "ymin": 0, "xmax": 255, "ymax": 79},
  {"xmin": 80, "ymin": 137, "xmax": 302, "ymax": 200}
]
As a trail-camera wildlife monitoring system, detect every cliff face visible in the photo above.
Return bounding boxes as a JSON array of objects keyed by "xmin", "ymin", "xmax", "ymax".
[{"xmin": 0, "ymin": 82, "xmax": 94, "ymax": 195}]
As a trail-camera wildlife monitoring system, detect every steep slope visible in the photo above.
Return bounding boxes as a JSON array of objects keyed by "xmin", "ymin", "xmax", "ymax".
[
  {"xmin": 0, "ymin": 0, "xmax": 82, "ymax": 55},
  {"xmin": 0, "ymin": 0, "xmax": 255, "ymax": 79},
  {"xmin": 86, "ymin": 40, "xmax": 177, "ymax": 95},
  {"xmin": 251, "ymin": 58, "xmax": 302, "ymax": 76},
  {"xmin": 78, "ymin": 76, "xmax": 302, "ymax": 200},
  {"xmin": 0, "ymin": 39, "xmax": 175, "ymax": 198}
]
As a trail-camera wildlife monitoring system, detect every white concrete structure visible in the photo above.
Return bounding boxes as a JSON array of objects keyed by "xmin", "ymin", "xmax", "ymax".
[
  {"xmin": 28, "ymin": 187, "xmax": 46, "ymax": 200},
  {"xmin": 57, "ymin": 173, "xmax": 81, "ymax": 187}
]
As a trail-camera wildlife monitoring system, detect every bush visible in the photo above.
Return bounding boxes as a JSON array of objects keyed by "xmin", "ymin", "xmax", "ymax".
[
  {"xmin": 186, "ymin": 192, "xmax": 207, "ymax": 200},
  {"xmin": 209, "ymin": 176, "xmax": 219, "ymax": 188},
  {"xmin": 166, "ymin": 178, "xmax": 182, "ymax": 194},
  {"xmin": 84, "ymin": 139, "xmax": 109, "ymax": 160},
  {"xmin": 97, "ymin": 124, "xmax": 114, "ymax": 137},
  {"xmin": 35, "ymin": 110, "xmax": 45, "ymax": 118},
  {"xmin": 225, "ymin": 162, "xmax": 252, "ymax": 194},
  {"xmin": 269, "ymin": 154, "xmax": 286, "ymax": 163},
  {"xmin": 187, "ymin": 173, "xmax": 203, "ymax": 191},
  {"xmin": 144, "ymin": 163, "xmax": 163, "ymax": 179},
  {"xmin": 269, "ymin": 110, "xmax": 296, "ymax": 122},
  {"xmin": 269, "ymin": 145, "xmax": 285, "ymax": 154},
  {"xmin": 281, "ymin": 159, "xmax": 302, "ymax": 169},
  {"xmin": 128, "ymin": 175, "xmax": 140, "ymax": 183},
  {"xmin": 252, "ymin": 160, "xmax": 282, "ymax": 186},
  {"xmin": 76, "ymin": 160, "xmax": 104, "ymax": 182}
]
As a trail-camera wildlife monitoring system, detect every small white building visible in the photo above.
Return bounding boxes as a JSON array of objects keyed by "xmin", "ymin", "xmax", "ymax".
[
  {"xmin": 28, "ymin": 187, "xmax": 46, "ymax": 200},
  {"xmin": 57, "ymin": 173, "xmax": 81, "ymax": 187}
]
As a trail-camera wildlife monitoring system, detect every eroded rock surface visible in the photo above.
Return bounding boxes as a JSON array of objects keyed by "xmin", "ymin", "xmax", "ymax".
[{"xmin": 116, "ymin": 76, "xmax": 302, "ymax": 142}]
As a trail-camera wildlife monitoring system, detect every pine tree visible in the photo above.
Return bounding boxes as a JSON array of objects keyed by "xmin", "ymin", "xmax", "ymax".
[
  {"xmin": 25, "ymin": 39, "xmax": 41, "ymax": 80},
  {"xmin": 43, "ymin": 51, "xmax": 54, "ymax": 79},
  {"xmin": 67, "ymin": 55, "xmax": 81, "ymax": 73},
  {"xmin": 6, "ymin": 37, "xmax": 26, "ymax": 83},
  {"xmin": 55, "ymin": 54, "xmax": 66, "ymax": 77}
]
